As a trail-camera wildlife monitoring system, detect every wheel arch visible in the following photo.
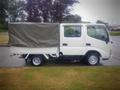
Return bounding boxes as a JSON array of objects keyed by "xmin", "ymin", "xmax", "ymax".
[
  {"xmin": 23, "ymin": 54, "xmax": 45, "ymax": 62},
  {"xmin": 85, "ymin": 50, "xmax": 101, "ymax": 57}
]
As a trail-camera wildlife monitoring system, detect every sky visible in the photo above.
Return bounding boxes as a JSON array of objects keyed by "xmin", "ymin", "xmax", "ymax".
[{"xmin": 71, "ymin": 0, "xmax": 120, "ymax": 25}]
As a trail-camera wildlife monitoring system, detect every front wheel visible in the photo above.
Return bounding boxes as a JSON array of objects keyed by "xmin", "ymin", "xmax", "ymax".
[
  {"xmin": 31, "ymin": 56, "xmax": 44, "ymax": 66},
  {"xmin": 85, "ymin": 53, "xmax": 100, "ymax": 66}
]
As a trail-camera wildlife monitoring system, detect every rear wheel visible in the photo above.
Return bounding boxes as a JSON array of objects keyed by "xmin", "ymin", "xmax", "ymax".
[
  {"xmin": 31, "ymin": 56, "xmax": 44, "ymax": 66},
  {"xmin": 85, "ymin": 53, "xmax": 100, "ymax": 66}
]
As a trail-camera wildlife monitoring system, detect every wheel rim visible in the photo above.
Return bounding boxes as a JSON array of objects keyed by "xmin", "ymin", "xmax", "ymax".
[
  {"xmin": 32, "ymin": 57, "xmax": 41, "ymax": 66},
  {"xmin": 88, "ymin": 55, "xmax": 98, "ymax": 65}
]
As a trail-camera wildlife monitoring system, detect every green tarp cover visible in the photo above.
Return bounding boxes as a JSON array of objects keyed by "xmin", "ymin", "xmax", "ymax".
[{"xmin": 8, "ymin": 23, "xmax": 60, "ymax": 47}]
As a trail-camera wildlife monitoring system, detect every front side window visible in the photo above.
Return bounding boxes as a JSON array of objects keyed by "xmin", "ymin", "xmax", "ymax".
[
  {"xmin": 64, "ymin": 26, "xmax": 81, "ymax": 37},
  {"xmin": 87, "ymin": 25, "xmax": 109, "ymax": 42}
]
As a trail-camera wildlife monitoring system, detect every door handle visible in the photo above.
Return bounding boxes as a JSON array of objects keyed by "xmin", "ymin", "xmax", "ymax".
[
  {"xmin": 86, "ymin": 43, "xmax": 91, "ymax": 46},
  {"xmin": 63, "ymin": 43, "xmax": 68, "ymax": 46}
]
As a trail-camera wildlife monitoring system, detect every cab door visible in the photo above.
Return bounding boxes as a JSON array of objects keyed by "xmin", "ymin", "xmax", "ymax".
[
  {"xmin": 60, "ymin": 24, "xmax": 86, "ymax": 55},
  {"xmin": 86, "ymin": 25, "xmax": 111, "ymax": 59}
]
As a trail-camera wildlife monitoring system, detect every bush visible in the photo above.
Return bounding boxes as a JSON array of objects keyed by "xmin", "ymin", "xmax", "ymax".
[{"xmin": 0, "ymin": 23, "xmax": 8, "ymax": 32}]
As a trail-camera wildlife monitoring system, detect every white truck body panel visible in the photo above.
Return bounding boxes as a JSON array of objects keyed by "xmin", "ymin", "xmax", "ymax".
[{"xmin": 10, "ymin": 47, "xmax": 59, "ymax": 55}]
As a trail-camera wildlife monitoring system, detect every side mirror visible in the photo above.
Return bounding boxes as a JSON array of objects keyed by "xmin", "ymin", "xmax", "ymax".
[
  {"xmin": 111, "ymin": 41, "xmax": 113, "ymax": 44},
  {"xmin": 101, "ymin": 36, "xmax": 109, "ymax": 44}
]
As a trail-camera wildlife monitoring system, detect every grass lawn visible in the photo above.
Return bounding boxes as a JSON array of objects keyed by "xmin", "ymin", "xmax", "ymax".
[
  {"xmin": 0, "ymin": 23, "xmax": 8, "ymax": 44},
  {"xmin": 0, "ymin": 66, "xmax": 120, "ymax": 90},
  {"xmin": 110, "ymin": 31, "xmax": 120, "ymax": 36},
  {"xmin": 0, "ymin": 32, "xmax": 8, "ymax": 44}
]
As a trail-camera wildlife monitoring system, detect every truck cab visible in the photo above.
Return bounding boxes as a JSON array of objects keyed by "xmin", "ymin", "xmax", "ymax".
[{"xmin": 60, "ymin": 23, "xmax": 111, "ymax": 65}]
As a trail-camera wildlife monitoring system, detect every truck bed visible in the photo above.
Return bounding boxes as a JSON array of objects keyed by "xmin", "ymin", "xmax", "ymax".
[{"xmin": 10, "ymin": 47, "xmax": 59, "ymax": 55}]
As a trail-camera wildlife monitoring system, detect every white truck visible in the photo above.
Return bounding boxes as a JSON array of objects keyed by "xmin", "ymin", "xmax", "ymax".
[{"xmin": 9, "ymin": 23, "xmax": 112, "ymax": 66}]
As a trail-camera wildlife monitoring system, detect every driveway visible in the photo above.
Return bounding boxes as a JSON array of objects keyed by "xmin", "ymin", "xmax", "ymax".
[
  {"xmin": 0, "ymin": 47, "xmax": 25, "ymax": 67},
  {"xmin": 0, "ymin": 36, "xmax": 120, "ymax": 67}
]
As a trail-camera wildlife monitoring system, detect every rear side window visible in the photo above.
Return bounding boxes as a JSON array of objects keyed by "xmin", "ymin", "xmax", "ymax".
[
  {"xmin": 87, "ymin": 25, "xmax": 109, "ymax": 42},
  {"xmin": 64, "ymin": 26, "xmax": 81, "ymax": 37}
]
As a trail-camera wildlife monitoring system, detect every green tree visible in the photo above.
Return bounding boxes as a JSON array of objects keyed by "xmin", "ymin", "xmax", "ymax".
[
  {"xmin": 63, "ymin": 14, "xmax": 81, "ymax": 23},
  {"xmin": 8, "ymin": 0, "xmax": 26, "ymax": 22},
  {"xmin": 0, "ymin": 0, "xmax": 8, "ymax": 23},
  {"xmin": 26, "ymin": 0, "xmax": 79, "ymax": 22}
]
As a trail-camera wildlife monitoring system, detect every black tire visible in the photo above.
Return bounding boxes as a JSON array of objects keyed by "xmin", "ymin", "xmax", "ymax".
[
  {"xmin": 85, "ymin": 53, "xmax": 100, "ymax": 66},
  {"xmin": 31, "ymin": 55, "xmax": 44, "ymax": 66}
]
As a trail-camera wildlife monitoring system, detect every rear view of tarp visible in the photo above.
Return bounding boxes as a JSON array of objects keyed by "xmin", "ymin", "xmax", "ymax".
[{"xmin": 8, "ymin": 23, "xmax": 60, "ymax": 47}]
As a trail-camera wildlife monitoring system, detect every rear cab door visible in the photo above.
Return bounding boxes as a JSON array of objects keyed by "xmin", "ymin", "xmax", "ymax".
[{"xmin": 60, "ymin": 23, "xmax": 86, "ymax": 55}]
